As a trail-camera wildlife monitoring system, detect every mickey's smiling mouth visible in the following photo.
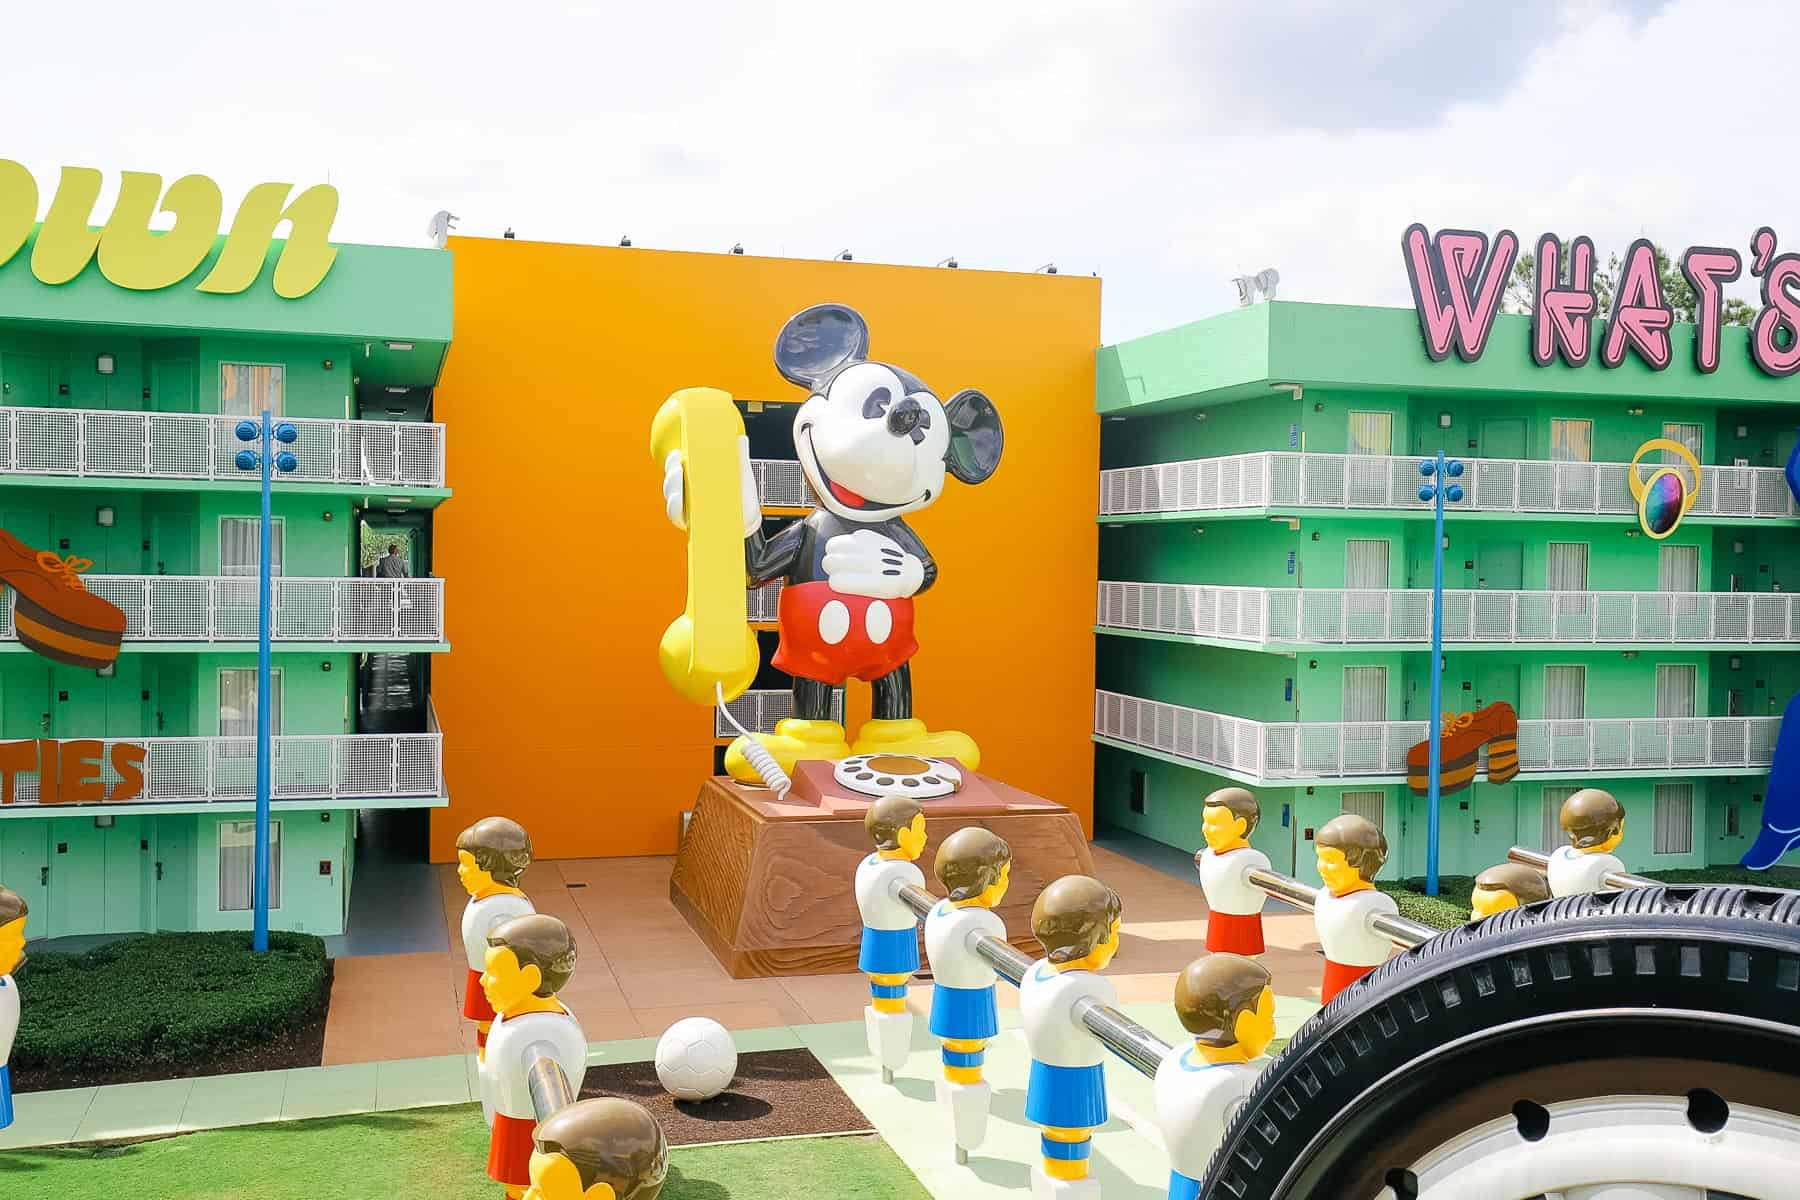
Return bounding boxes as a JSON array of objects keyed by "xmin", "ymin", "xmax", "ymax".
[{"xmin": 798, "ymin": 424, "xmax": 929, "ymax": 512}]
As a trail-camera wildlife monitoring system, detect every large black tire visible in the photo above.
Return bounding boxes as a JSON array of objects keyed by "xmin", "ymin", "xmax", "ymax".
[{"xmin": 1200, "ymin": 886, "xmax": 1800, "ymax": 1199}]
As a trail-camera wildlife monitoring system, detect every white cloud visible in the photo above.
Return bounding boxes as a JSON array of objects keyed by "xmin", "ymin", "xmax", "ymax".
[{"xmin": 1, "ymin": 0, "xmax": 1786, "ymax": 340}]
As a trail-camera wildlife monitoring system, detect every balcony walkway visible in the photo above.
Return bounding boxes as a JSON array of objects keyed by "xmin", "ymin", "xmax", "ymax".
[
  {"xmin": 1094, "ymin": 690, "xmax": 1778, "ymax": 786},
  {"xmin": 0, "ymin": 576, "xmax": 446, "ymax": 649},
  {"xmin": 1096, "ymin": 580, "xmax": 1800, "ymax": 650},
  {"xmin": 1099, "ymin": 451, "xmax": 1798, "ymax": 523},
  {"xmin": 0, "ymin": 405, "xmax": 446, "ymax": 491}
]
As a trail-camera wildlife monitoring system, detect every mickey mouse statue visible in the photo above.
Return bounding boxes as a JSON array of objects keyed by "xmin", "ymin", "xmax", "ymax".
[{"xmin": 661, "ymin": 303, "xmax": 1004, "ymax": 783}]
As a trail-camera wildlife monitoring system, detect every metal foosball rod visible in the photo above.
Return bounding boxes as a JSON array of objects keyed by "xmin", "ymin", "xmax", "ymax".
[
  {"xmin": 1244, "ymin": 866, "xmax": 1438, "ymax": 949},
  {"xmin": 1506, "ymin": 845, "xmax": 1659, "ymax": 891},
  {"xmin": 897, "ymin": 883, "xmax": 1173, "ymax": 1080},
  {"xmin": 526, "ymin": 1046, "xmax": 578, "ymax": 1122}
]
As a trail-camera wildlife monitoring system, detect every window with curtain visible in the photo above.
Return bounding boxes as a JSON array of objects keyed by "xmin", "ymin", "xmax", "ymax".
[
  {"xmin": 220, "ymin": 517, "xmax": 284, "ymax": 577},
  {"xmin": 219, "ymin": 668, "xmax": 282, "ymax": 737},
  {"xmin": 1344, "ymin": 540, "xmax": 1390, "ymax": 589},
  {"xmin": 1546, "ymin": 543, "xmax": 1590, "ymax": 590},
  {"xmin": 220, "ymin": 363, "xmax": 285, "ymax": 417},
  {"xmin": 1657, "ymin": 544, "xmax": 1700, "ymax": 592},
  {"xmin": 1544, "ymin": 666, "xmax": 1586, "ymax": 719},
  {"xmin": 1341, "ymin": 666, "xmax": 1388, "ymax": 723},
  {"xmin": 1653, "ymin": 784, "xmax": 1694, "ymax": 855},
  {"xmin": 1550, "ymin": 419, "xmax": 1593, "ymax": 462},
  {"xmin": 1541, "ymin": 785, "xmax": 1578, "ymax": 851},
  {"xmin": 1661, "ymin": 422, "xmax": 1703, "ymax": 465},
  {"xmin": 1347, "ymin": 411, "xmax": 1393, "ymax": 456},
  {"xmin": 219, "ymin": 819, "xmax": 282, "ymax": 910},
  {"xmin": 1341, "ymin": 790, "xmax": 1385, "ymax": 832},
  {"xmin": 1655, "ymin": 664, "xmax": 1698, "ymax": 718}
]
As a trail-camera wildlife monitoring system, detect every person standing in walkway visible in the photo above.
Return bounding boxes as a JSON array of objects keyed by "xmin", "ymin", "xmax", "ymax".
[{"xmin": 377, "ymin": 543, "xmax": 408, "ymax": 578}]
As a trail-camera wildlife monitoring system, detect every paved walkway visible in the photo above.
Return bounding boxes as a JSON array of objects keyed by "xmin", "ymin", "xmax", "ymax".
[{"xmin": 320, "ymin": 843, "xmax": 1331, "ymax": 1065}]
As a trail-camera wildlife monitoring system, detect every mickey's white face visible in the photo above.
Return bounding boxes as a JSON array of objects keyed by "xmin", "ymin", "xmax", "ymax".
[{"xmin": 794, "ymin": 361, "xmax": 950, "ymax": 522}]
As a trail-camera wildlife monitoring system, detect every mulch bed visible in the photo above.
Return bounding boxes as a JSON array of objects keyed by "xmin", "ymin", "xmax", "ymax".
[
  {"xmin": 579, "ymin": 1047, "xmax": 872, "ymax": 1147},
  {"xmin": 14, "ymin": 962, "xmax": 332, "ymax": 1094}
]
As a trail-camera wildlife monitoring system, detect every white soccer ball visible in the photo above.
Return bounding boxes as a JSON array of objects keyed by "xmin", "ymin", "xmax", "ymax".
[{"xmin": 654, "ymin": 1016, "xmax": 738, "ymax": 1101}]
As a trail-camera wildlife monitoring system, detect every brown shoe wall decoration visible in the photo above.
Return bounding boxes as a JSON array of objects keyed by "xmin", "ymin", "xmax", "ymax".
[
  {"xmin": 1405, "ymin": 701, "xmax": 1519, "ymax": 797},
  {"xmin": 0, "ymin": 529, "xmax": 128, "ymax": 669}
]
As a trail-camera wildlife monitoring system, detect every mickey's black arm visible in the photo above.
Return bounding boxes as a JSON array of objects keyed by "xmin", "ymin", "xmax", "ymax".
[{"xmin": 745, "ymin": 519, "xmax": 805, "ymax": 586}]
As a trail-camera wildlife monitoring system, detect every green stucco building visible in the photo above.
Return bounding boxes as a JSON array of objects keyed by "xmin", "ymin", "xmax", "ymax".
[
  {"xmin": 0, "ymin": 228, "xmax": 452, "ymax": 938},
  {"xmin": 1092, "ymin": 301, "xmax": 1799, "ymax": 884}
]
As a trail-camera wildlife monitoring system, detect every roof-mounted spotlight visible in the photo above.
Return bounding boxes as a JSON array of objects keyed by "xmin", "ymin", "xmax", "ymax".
[
  {"xmin": 1034, "ymin": 262, "xmax": 1058, "ymax": 274},
  {"xmin": 936, "ymin": 256, "xmax": 959, "ymax": 269},
  {"xmin": 619, "ymin": 234, "xmax": 632, "ymax": 247},
  {"xmin": 835, "ymin": 249, "xmax": 853, "ymax": 262},
  {"xmin": 730, "ymin": 243, "xmax": 744, "ymax": 255}
]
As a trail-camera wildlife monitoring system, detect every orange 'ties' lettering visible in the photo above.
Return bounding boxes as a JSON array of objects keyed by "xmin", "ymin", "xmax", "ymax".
[
  {"xmin": 0, "ymin": 739, "xmax": 148, "ymax": 803},
  {"xmin": 60, "ymin": 739, "xmax": 105, "ymax": 804},
  {"xmin": 0, "ymin": 740, "xmax": 33, "ymax": 804},
  {"xmin": 109, "ymin": 743, "xmax": 147, "ymax": 802}
]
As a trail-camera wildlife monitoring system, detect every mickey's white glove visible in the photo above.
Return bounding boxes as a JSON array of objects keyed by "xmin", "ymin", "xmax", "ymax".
[
  {"xmin": 663, "ymin": 436, "xmax": 762, "ymax": 536},
  {"xmin": 822, "ymin": 529, "xmax": 925, "ymax": 598}
]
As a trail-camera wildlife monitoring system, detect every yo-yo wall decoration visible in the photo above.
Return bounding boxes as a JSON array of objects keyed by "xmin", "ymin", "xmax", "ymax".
[
  {"xmin": 1627, "ymin": 438, "xmax": 1701, "ymax": 539},
  {"xmin": 0, "ymin": 529, "xmax": 127, "ymax": 669}
]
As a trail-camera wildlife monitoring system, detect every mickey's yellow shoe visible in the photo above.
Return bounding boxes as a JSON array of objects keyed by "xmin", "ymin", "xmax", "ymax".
[
  {"xmin": 851, "ymin": 719, "xmax": 980, "ymax": 771},
  {"xmin": 724, "ymin": 718, "xmax": 852, "ymax": 785}
]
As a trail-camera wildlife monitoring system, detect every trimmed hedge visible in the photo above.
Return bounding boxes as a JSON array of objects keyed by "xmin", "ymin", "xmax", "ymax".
[
  {"xmin": 1377, "ymin": 878, "xmax": 1474, "ymax": 930},
  {"xmin": 12, "ymin": 932, "xmax": 329, "ymax": 1072}
]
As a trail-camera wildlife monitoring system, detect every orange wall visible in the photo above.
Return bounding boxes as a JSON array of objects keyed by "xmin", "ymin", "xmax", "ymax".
[{"xmin": 430, "ymin": 238, "xmax": 1101, "ymax": 861}]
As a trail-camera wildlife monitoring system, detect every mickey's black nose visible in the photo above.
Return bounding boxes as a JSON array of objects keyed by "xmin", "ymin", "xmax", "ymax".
[{"xmin": 887, "ymin": 396, "xmax": 929, "ymax": 442}]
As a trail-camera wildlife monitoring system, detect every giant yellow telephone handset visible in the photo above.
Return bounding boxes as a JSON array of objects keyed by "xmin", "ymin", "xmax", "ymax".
[{"xmin": 650, "ymin": 387, "xmax": 761, "ymax": 707}]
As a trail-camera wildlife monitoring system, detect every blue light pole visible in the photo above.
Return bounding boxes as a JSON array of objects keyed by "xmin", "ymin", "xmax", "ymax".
[
  {"xmin": 234, "ymin": 412, "xmax": 299, "ymax": 952},
  {"xmin": 1417, "ymin": 451, "xmax": 1464, "ymax": 898}
]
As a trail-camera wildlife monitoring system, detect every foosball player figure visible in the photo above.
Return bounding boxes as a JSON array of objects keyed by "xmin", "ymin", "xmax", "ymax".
[
  {"xmin": 1547, "ymin": 788, "xmax": 1627, "ymax": 898},
  {"xmin": 1153, "ymin": 953, "xmax": 1277, "ymax": 1200},
  {"xmin": 1468, "ymin": 862, "xmax": 1551, "ymax": 920},
  {"xmin": 1195, "ymin": 787, "xmax": 1270, "ymax": 956},
  {"xmin": 458, "ymin": 817, "xmax": 537, "ymax": 1058},
  {"xmin": 1312, "ymin": 814, "xmax": 1399, "ymax": 1004},
  {"xmin": 481, "ymin": 913, "xmax": 589, "ymax": 1200},
  {"xmin": 925, "ymin": 826, "xmax": 1013, "ymax": 1161},
  {"xmin": 857, "ymin": 794, "xmax": 928, "ymax": 1082},
  {"xmin": 1021, "ymin": 874, "xmax": 1124, "ymax": 1199},
  {"xmin": 524, "ymin": 1097, "xmax": 670, "ymax": 1200},
  {"xmin": 0, "ymin": 886, "xmax": 25, "ymax": 1131}
]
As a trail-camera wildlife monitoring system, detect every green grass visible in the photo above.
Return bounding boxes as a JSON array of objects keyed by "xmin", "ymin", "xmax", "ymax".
[
  {"xmin": 0, "ymin": 1105, "xmax": 930, "ymax": 1199},
  {"xmin": 1381, "ymin": 865, "xmax": 1800, "ymax": 931},
  {"xmin": 14, "ymin": 932, "xmax": 328, "ymax": 1072}
]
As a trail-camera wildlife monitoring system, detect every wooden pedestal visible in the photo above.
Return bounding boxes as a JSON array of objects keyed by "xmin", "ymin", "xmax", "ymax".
[{"xmin": 670, "ymin": 762, "xmax": 1094, "ymax": 978}]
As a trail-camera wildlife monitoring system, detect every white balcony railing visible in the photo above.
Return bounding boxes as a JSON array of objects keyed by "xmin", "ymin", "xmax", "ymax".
[
  {"xmin": 0, "ymin": 576, "xmax": 445, "ymax": 644},
  {"xmin": 1097, "ymin": 581, "xmax": 1800, "ymax": 646},
  {"xmin": 0, "ymin": 733, "xmax": 443, "ymax": 807},
  {"xmin": 0, "ymin": 406, "xmax": 446, "ymax": 488},
  {"xmin": 1098, "ymin": 452, "xmax": 1798, "ymax": 520},
  {"xmin": 751, "ymin": 459, "xmax": 818, "ymax": 509},
  {"xmin": 716, "ymin": 687, "xmax": 845, "ymax": 737},
  {"xmin": 748, "ymin": 582, "xmax": 783, "ymax": 623},
  {"xmin": 1094, "ymin": 690, "xmax": 1778, "ymax": 782}
]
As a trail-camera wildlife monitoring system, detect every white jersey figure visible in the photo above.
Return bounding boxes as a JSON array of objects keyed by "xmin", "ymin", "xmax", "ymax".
[
  {"xmin": 454, "ymin": 816, "xmax": 536, "ymax": 1063},
  {"xmin": 1196, "ymin": 787, "xmax": 1271, "ymax": 957},
  {"xmin": 1313, "ymin": 814, "xmax": 1397, "ymax": 1004},
  {"xmin": 0, "ymin": 886, "xmax": 26, "ymax": 1131},
  {"xmin": 477, "ymin": 912, "xmax": 584, "ymax": 1196},
  {"xmin": 857, "ymin": 797, "xmax": 929, "ymax": 1082},
  {"xmin": 1021, "ymin": 875, "xmax": 1123, "ymax": 1200},
  {"xmin": 1153, "ymin": 954, "xmax": 1276, "ymax": 1200},
  {"xmin": 1548, "ymin": 788, "xmax": 1629, "ymax": 898},
  {"xmin": 925, "ymin": 827, "xmax": 1013, "ymax": 1162}
]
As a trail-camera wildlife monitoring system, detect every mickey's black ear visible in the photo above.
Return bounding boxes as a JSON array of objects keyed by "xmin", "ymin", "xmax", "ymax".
[
  {"xmin": 773, "ymin": 303, "xmax": 870, "ymax": 389},
  {"xmin": 944, "ymin": 389, "xmax": 1002, "ymax": 484}
]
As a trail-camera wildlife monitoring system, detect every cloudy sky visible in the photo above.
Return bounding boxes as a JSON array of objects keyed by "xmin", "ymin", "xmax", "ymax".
[{"xmin": 2, "ymin": 0, "xmax": 1787, "ymax": 341}]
